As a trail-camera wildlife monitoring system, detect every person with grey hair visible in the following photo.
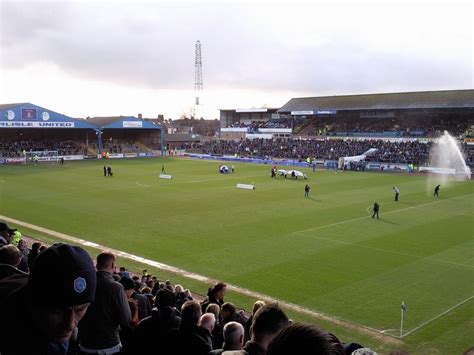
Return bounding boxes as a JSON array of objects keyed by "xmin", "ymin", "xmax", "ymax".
[
  {"xmin": 199, "ymin": 313, "xmax": 216, "ymax": 333},
  {"xmin": 206, "ymin": 303, "xmax": 224, "ymax": 348},
  {"xmin": 199, "ymin": 313, "xmax": 216, "ymax": 349},
  {"xmin": 210, "ymin": 321, "xmax": 246, "ymax": 355},
  {"xmin": 175, "ymin": 300, "xmax": 213, "ymax": 355}
]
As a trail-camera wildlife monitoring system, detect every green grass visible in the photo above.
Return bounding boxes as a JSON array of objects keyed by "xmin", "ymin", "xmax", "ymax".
[{"xmin": 0, "ymin": 158, "xmax": 472, "ymax": 354}]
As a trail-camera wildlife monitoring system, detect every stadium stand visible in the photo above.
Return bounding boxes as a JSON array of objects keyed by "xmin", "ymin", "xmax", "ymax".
[{"xmin": 201, "ymin": 138, "xmax": 464, "ymax": 165}]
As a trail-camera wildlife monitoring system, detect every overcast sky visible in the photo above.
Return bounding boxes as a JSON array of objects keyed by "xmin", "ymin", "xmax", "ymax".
[{"xmin": 0, "ymin": 0, "xmax": 472, "ymax": 119}]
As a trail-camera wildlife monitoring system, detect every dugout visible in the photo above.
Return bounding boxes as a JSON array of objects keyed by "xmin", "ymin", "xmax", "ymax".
[
  {"xmin": 85, "ymin": 116, "xmax": 163, "ymax": 154},
  {"xmin": 0, "ymin": 103, "xmax": 98, "ymax": 157}
]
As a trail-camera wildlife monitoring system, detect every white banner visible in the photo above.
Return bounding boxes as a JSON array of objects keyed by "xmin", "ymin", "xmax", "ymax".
[
  {"xmin": 291, "ymin": 111, "xmax": 313, "ymax": 115},
  {"xmin": 60, "ymin": 155, "xmax": 84, "ymax": 160},
  {"xmin": 235, "ymin": 108, "xmax": 267, "ymax": 113},
  {"xmin": 237, "ymin": 183, "xmax": 255, "ymax": 190},
  {"xmin": 122, "ymin": 121, "xmax": 143, "ymax": 128},
  {"xmin": 221, "ymin": 128, "xmax": 249, "ymax": 132},
  {"xmin": 108, "ymin": 153, "xmax": 124, "ymax": 159},
  {"xmin": 124, "ymin": 153, "xmax": 138, "ymax": 158},
  {"xmin": 258, "ymin": 128, "xmax": 292, "ymax": 133},
  {"xmin": 419, "ymin": 167, "xmax": 456, "ymax": 175},
  {"xmin": 5, "ymin": 157, "xmax": 26, "ymax": 163},
  {"xmin": 0, "ymin": 121, "xmax": 75, "ymax": 128}
]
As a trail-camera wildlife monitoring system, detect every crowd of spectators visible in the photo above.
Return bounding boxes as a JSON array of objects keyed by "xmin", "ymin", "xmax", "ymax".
[
  {"xmin": 0, "ymin": 138, "xmax": 148, "ymax": 158},
  {"xmin": 201, "ymin": 138, "xmax": 439, "ymax": 164},
  {"xmin": 0, "ymin": 224, "xmax": 419, "ymax": 355},
  {"xmin": 228, "ymin": 119, "xmax": 291, "ymax": 130},
  {"xmin": 101, "ymin": 139, "xmax": 141, "ymax": 154},
  {"xmin": 0, "ymin": 138, "xmax": 87, "ymax": 157},
  {"xmin": 294, "ymin": 115, "xmax": 471, "ymax": 138}
]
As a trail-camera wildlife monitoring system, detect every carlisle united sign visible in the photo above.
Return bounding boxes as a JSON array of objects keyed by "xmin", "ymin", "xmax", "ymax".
[{"xmin": 0, "ymin": 121, "xmax": 75, "ymax": 128}]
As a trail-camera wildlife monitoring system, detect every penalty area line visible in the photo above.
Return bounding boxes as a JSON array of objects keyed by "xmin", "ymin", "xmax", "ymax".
[{"xmin": 0, "ymin": 214, "xmax": 400, "ymax": 344}]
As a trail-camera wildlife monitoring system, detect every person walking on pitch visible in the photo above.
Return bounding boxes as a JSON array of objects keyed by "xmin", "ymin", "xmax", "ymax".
[
  {"xmin": 434, "ymin": 184, "xmax": 440, "ymax": 197},
  {"xmin": 393, "ymin": 186, "xmax": 400, "ymax": 202},
  {"xmin": 304, "ymin": 184, "xmax": 310, "ymax": 198},
  {"xmin": 372, "ymin": 202, "xmax": 380, "ymax": 219}
]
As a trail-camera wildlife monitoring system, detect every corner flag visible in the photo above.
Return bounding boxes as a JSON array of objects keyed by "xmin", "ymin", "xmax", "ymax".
[{"xmin": 400, "ymin": 301, "xmax": 407, "ymax": 337}]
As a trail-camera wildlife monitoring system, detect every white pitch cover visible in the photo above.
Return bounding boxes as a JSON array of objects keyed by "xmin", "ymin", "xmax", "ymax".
[
  {"xmin": 237, "ymin": 183, "xmax": 255, "ymax": 190},
  {"xmin": 159, "ymin": 174, "xmax": 173, "ymax": 179}
]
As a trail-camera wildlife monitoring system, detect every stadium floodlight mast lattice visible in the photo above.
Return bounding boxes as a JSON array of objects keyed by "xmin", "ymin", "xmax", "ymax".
[{"xmin": 194, "ymin": 40, "xmax": 203, "ymax": 119}]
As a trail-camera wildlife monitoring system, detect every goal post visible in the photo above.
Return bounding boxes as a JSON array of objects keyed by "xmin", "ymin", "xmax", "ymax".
[{"xmin": 25, "ymin": 151, "xmax": 59, "ymax": 164}]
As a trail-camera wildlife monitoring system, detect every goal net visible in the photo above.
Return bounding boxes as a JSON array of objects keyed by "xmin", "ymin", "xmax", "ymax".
[{"xmin": 25, "ymin": 151, "xmax": 59, "ymax": 164}]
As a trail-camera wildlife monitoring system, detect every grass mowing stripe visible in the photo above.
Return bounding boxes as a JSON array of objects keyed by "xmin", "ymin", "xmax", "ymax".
[
  {"xmin": 0, "ymin": 213, "xmax": 400, "ymax": 343},
  {"xmin": 293, "ymin": 231, "xmax": 473, "ymax": 269},
  {"xmin": 294, "ymin": 192, "xmax": 474, "ymax": 234}
]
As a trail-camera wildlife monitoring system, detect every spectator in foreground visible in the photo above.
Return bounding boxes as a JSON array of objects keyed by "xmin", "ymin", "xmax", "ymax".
[
  {"xmin": 206, "ymin": 303, "xmax": 224, "ymax": 349},
  {"xmin": 176, "ymin": 300, "xmax": 213, "ymax": 355},
  {"xmin": 244, "ymin": 300, "xmax": 266, "ymax": 342},
  {"xmin": 0, "ymin": 244, "xmax": 22, "ymax": 269},
  {"xmin": 198, "ymin": 313, "xmax": 217, "ymax": 348},
  {"xmin": 132, "ymin": 288, "xmax": 181, "ymax": 354},
  {"xmin": 78, "ymin": 252, "xmax": 132, "ymax": 354},
  {"xmin": 243, "ymin": 304, "xmax": 290, "ymax": 355},
  {"xmin": 210, "ymin": 321, "xmax": 246, "ymax": 355},
  {"xmin": 0, "ymin": 243, "xmax": 97, "ymax": 355},
  {"xmin": 267, "ymin": 322, "xmax": 345, "ymax": 355},
  {"xmin": 221, "ymin": 302, "xmax": 248, "ymax": 326}
]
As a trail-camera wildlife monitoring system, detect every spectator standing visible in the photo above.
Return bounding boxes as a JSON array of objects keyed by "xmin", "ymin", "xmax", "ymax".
[
  {"xmin": 206, "ymin": 303, "xmax": 224, "ymax": 349},
  {"xmin": 176, "ymin": 300, "xmax": 213, "ymax": 355},
  {"xmin": 78, "ymin": 252, "xmax": 131, "ymax": 354},
  {"xmin": 266, "ymin": 323, "xmax": 345, "ymax": 355},
  {"xmin": 132, "ymin": 288, "xmax": 181, "ymax": 354},
  {"xmin": 244, "ymin": 300, "xmax": 266, "ymax": 343},
  {"xmin": 243, "ymin": 304, "xmax": 290, "ymax": 355},
  {"xmin": 201, "ymin": 282, "xmax": 227, "ymax": 313}
]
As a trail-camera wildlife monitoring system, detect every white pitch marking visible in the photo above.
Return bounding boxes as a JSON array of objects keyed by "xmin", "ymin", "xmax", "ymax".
[
  {"xmin": 401, "ymin": 295, "xmax": 474, "ymax": 338},
  {"xmin": 135, "ymin": 181, "xmax": 151, "ymax": 187}
]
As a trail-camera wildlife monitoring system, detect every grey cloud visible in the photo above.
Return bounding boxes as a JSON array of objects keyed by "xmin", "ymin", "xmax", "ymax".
[{"xmin": 1, "ymin": 2, "xmax": 472, "ymax": 95}]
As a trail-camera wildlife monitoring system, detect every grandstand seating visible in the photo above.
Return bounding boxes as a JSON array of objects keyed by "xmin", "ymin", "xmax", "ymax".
[{"xmin": 201, "ymin": 138, "xmax": 474, "ymax": 166}]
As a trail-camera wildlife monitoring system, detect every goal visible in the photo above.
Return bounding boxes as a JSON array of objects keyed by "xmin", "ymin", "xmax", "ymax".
[{"xmin": 25, "ymin": 151, "xmax": 59, "ymax": 164}]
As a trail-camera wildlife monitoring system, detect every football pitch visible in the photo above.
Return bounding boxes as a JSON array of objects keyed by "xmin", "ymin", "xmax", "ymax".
[{"xmin": 1, "ymin": 157, "xmax": 473, "ymax": 353}]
